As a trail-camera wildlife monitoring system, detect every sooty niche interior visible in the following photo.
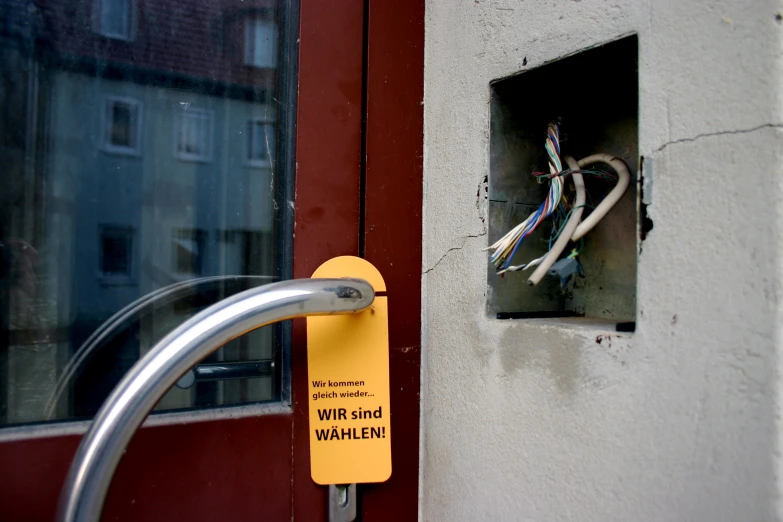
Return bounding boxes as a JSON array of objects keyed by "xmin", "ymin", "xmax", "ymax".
[{"xmin": 487, "ymin": 35, "xmax": 638, "ymax": 324}]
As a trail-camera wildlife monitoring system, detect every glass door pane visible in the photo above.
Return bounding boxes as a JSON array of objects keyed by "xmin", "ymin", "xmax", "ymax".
[{"xmin": 0, "ymin": 0, "xmax": 293, "ymax": 425}]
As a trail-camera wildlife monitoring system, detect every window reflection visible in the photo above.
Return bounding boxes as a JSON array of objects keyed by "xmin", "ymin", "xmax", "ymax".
[
  {"xmin": 100, "ymin": 226, "xmax": 134, "ymax": 280},
  {"xmin": 96, "ymin": 0, "xmax": 133, "ymax": 40},
  {"xmin": 0, "ymin": 0, "xmax": 288, "ymax": 426}
]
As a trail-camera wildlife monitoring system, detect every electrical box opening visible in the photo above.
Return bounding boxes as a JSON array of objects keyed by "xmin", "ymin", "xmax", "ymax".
[{"xmin": 487, "ymin": 36, "xmax": 638, "ymax": 325}]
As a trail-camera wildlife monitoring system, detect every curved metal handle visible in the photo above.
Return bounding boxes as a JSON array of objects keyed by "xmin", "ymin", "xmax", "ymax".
[{"xmin": 57, "ymin": 278, "xmax": 375, "ymax": 522}]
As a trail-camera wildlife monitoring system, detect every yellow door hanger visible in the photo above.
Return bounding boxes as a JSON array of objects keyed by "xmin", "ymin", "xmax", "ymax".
[{"xmin": 307, "ymin": 256, "xmax": 392, "ymax": 485}]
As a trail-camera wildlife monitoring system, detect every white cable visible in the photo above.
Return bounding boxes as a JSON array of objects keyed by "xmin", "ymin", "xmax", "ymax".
[
  {"xmin": 570, "ymin": 153, "xmax": 630, "ymax": 241},
  {"xmin": 527, "ymin": 156, "xmax": 586, "ymax": 286}
]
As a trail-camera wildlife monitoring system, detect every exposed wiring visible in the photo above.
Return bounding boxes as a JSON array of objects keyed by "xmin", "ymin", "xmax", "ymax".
[
  {"xmin": 485, "ymin": 122, "xmax": 630, "ymax": 286},
  {"xmin": 527, "ymin": 155, "xmax": 585, "ymax": 286},
  {"xmin": 533, "ymin": 168, "xmax": 618, "ymax": 183},
  {"xmin": 484, "ymin": 123, "xmax": 564, "ymax": 272},
  {"xmin": 569, "ymin": 153, "xmax": 630, "ymax": 241}
]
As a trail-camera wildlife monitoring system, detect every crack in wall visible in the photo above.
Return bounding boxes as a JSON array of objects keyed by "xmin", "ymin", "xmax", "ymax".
[
  {"xmin": 653, "ymin": 123, "xmax": 783, "ymax": 154},
  {"xmin": 423, "ymin": 233, "xmax": 486, "ymax": 275}
]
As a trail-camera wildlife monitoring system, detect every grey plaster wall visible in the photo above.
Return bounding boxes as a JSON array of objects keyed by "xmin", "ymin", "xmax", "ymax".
[{"xmin": 420, "ymin": 1, "xmax": 783, "ymax": 520}]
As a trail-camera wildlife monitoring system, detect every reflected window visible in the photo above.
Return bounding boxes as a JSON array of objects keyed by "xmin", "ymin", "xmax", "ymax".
[
  {"xmin": 244, "ymin": 18, "xmax": 278, "ymax": 69},
  {"xmin": 95, "ymin": 0, "xmax": 133, "ymax": 41},
  {"xmin": 103, "ymin": 96, "xmax": 142, "ymax": 155},
  {"xmin": 176, "ymin": 107, "xmax": 213, "ymax": 163},
  {"xmin": 247, "ymin": 119, "xmax": 275, "ymax": 167},
  {"xmin": 100, "ymin": 226, "xmax": 134, "ymax": 283},
  {"xmin": 173, "ymin": 229, "xmax": 206, "ymax": 277}
]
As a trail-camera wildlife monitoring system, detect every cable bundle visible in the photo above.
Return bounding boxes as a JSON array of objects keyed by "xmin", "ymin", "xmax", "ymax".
[
  {"xmin": 485, "ymin": 123, "xmax": 565, "ymax": 274},
  {"xmin": 485, "ymin": 122, "xmax": 630, "ymax": 286}
]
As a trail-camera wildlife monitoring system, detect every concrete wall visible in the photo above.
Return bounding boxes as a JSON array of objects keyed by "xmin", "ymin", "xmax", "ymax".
[{"xmin": 421, "ymin": 1, "xmax": 783, "ymax": 520}]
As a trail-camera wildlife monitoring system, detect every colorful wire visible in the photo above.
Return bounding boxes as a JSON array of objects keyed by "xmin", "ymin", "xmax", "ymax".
[{"xmin": 484, "ymin": 122, "xmax": 566, "ymax": 273}]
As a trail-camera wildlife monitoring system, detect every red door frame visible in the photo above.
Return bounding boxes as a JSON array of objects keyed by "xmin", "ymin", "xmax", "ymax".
[
  {"xmin": 0, "ymin": 0, "xmax": 423, "ymax": 519},
  {"xmin": 359, "ymin": 1, "xmax": 424, "ymax": 519},
  {"xmin": 291, "ymin": 0, "xmax": 365, "ymax": 514},
  {"xmin": 292, "ymin": 1, "xmax": 424, "ymax": 520}
]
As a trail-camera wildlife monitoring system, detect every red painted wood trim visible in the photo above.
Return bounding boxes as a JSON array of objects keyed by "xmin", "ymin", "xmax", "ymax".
[
  {"xmin": 0, "ymin": 433, "xmax": 79, "ymax": 521},
  {"xmin": 361, "ymin": 0, "xmax": 425, "ymax": 520},
  {"xmin": 291, "ymin": 0, "xmax": 365, "ymax": 520},
  {"xmin": 291, "ymin": 0, "xmax": 364, "ymax": 280},
  {"xmin": 0, "ymin": 416, "xmax": 293, "ymax": 522}
]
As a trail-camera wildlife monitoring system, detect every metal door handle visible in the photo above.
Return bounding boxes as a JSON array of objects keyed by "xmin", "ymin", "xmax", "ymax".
[{"xmin": 57, "ymin": 278, "xmax": 375, "ymax": 522}]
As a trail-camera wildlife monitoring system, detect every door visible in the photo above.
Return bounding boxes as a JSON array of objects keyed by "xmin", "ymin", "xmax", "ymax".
[{"xmin": 0, "ymin": 0, "xmax": 423, "ymax": 520}]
